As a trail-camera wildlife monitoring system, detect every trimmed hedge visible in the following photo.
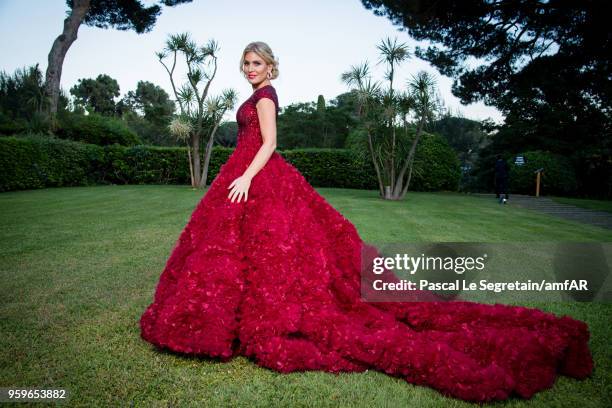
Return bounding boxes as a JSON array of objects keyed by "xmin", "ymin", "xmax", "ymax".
[
  {"xmin": 0, "ymin": 134, "xmax": 461, "ymax": 193},
  {"xmin": 0, "ymin": 134, "xmax": 96, "ymax": 191},
  {"xmin": 280, "ymin": 148, "xmax": 375, "ymax": 189}
]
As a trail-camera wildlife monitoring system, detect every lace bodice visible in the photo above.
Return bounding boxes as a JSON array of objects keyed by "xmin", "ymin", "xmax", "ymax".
[{"xmin": 235, "ymin": 85, "xmax": 280, "ymax": 152}]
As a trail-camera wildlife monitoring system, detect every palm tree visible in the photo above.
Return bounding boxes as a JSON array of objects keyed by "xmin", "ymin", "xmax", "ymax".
[
  {"xmin": 376, "ymin": 37, "xmax": 409, "ymax": 191},
  {"xmin": 199, "ymin": 91, "xmax": 238, "ymax": 187},
  {"xmin": 157, "ymin": 32, "xmax": 237, "ymax": 188},
  {"xmin": 341, "ymin": 38, "xmax": 441, "ymax": 200},
  {"xmin": 341, "ymin": 61, "xmax": 386, "ymax": 196},
  {"xmin": 394, "ymin": 71, "xmax": 441, "ymax": 199}
]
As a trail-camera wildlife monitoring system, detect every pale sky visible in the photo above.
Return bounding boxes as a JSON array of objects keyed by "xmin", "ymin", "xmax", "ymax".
[{"xmin": 0, "ymin": 0, "xmax": 504, "ymax": 124}]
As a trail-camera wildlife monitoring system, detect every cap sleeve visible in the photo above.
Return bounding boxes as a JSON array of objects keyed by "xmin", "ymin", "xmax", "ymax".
[{"xmin": 253, "ymin": 87, "xmax": 279, "ymax": 115}]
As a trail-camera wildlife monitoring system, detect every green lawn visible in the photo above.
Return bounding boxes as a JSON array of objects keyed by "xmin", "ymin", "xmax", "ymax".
[
  {"xmin": 550, "ymin": 196, "xmax": 612, "ymax": 213},
  {"xmin": 1, "ymin": 185, "xmax": 610, "ymax": 407}
]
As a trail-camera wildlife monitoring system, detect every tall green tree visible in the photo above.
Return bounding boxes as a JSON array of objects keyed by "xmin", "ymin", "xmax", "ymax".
[
  {"xmin": 315, "ymin": 94, "xmax": 328, "ymax": 146},
  {"xmin": 117, "ymin": 81, "xmax": 176, "ymax": 146},
  {"xmin": 45, "ymin": 0, "xmax": 192, "ymax": 118},
  {"xmin": 70, "ymin": 74, "xmax": 120, "ymax": 115},
  {"xmin": 120, "ymin": 81, "xmax": 175, "ymax": 124},
  {"xmin": 275, "ymin": 99, "xmax": 353, "ymax": 149},
  {"xmin": 432, "ymin": 114, "xmax": 489, "ymax": 166},
  {"xmin": 0, "ymin": 64, "xmax": 68, "ymax": 134}
]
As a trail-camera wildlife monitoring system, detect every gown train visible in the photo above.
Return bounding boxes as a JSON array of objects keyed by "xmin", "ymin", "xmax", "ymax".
[{"xmin": 140, "ymin": 85, "xmax": 593, "ymax": 402}]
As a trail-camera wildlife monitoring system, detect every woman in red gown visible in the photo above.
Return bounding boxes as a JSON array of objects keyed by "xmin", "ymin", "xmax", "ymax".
[{"xmin": 140, "ymin": 41, "xmax": 594, "ymax": 402}]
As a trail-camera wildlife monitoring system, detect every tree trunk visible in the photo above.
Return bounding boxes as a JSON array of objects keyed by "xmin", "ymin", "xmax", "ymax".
[
  {"xmin": 399, "ymin": 131, "xmax": 422, "ymax": 200},
  {"xmin": 392, "ymin": 119, "xmax": 424, "ymax": 199},
  {"xmin": 45, "ymin": 0, "xmax": 91, "ymax": 117},
  {"xmin": 186, "ymin": 145, "xmax": 194, "ymax": 186},
  {"xmin": 191, "ymin": 132, "xmax": 201, "ymax": 187},
  {"xmin": 391, "ymin": 125, "xmax": 396, "ymax": 189},
  {"xmin": 367, "ymin": 130, "xmax": 385, "ymax": 197},
  {"xmin": 199, "ymin": 118, "xmax": 223, "ymax": 189}
]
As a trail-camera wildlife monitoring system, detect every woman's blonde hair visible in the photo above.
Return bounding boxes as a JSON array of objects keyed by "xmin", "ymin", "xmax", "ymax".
[{"xmin": 239, "ymin": 41, "xmax": 280, "ymax": 80}]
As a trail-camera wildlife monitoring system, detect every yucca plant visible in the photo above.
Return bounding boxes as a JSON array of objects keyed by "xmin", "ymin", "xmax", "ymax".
[
  {"xmin": 341, "ymin": 37, "xmax": 443, "ymax": 200},
  {"xmin": 157, "ymin": 32, "xmax": 237, "ymax": 188},
  {"xmin": 168, "ymin": 115, "xmax": 195, "ymax": 184}
]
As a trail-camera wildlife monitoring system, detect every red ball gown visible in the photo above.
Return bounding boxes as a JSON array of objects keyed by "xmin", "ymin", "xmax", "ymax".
[{"xmin": 140, "ymin": 84, "xmax": 593, "ymax": 402}]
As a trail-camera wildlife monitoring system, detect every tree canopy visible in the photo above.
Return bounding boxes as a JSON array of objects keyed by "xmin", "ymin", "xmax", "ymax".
[
  {"xmin": 360, "ymin": 0, "xmax": 610, "ymax": 111},
  {"xmin": 66, "ymin": 0, "xmax": 193, "ymax": 33},
  {"xmin": 70, "ymin": 74, "xmax": 120, "ymax": 115},
  {"xmin": 361, "ymin": 0, "xmax": 611, "ymax": 197}
]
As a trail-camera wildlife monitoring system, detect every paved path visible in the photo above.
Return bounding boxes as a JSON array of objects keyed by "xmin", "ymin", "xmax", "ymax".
[{"xmin": 471, "ymin": 193, "xmax": 612, "ymax": 230}]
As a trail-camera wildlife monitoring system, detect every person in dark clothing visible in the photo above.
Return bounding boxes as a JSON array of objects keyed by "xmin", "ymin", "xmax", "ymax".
[{"xmin": 494, "ymin": 154, "xmax": 509, "ymax": 203}]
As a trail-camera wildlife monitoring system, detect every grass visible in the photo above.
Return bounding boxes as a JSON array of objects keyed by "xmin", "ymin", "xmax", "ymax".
[
  {"xmin": 1, "ymin": 185, "xmax": 611, "ymax": 407},
  {"xmin": 550, "ymin": 196, "xmax": 612, "ymax": 213}
]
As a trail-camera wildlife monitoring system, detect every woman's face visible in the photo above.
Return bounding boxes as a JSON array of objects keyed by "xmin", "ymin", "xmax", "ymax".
[{"xmin": 242, "ymin": 51, "xmax": 270, "ymax": 85}]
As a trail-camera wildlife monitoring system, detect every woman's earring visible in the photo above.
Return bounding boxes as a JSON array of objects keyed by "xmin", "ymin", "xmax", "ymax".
[{"xmin": 267, "ymin": 72, "xmax": 272, "ymax": 79}]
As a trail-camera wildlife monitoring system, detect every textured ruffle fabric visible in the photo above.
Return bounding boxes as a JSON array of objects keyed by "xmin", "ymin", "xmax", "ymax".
[{"xmin": 140, "ymin": 85, "xmax": 594, "ymax": 402}]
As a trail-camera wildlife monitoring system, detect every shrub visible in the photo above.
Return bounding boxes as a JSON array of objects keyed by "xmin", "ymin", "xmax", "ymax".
[
  {"xmin": 56, "ymin": 111, "xmax": 141, "ymax": 146},
  {"xmin": 344, "ymin": 127, "xmax": 461, "ymax": 191},
  {"xmin": 1, "ymin": 133, "xmax": 460, "ymax": 193}
]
